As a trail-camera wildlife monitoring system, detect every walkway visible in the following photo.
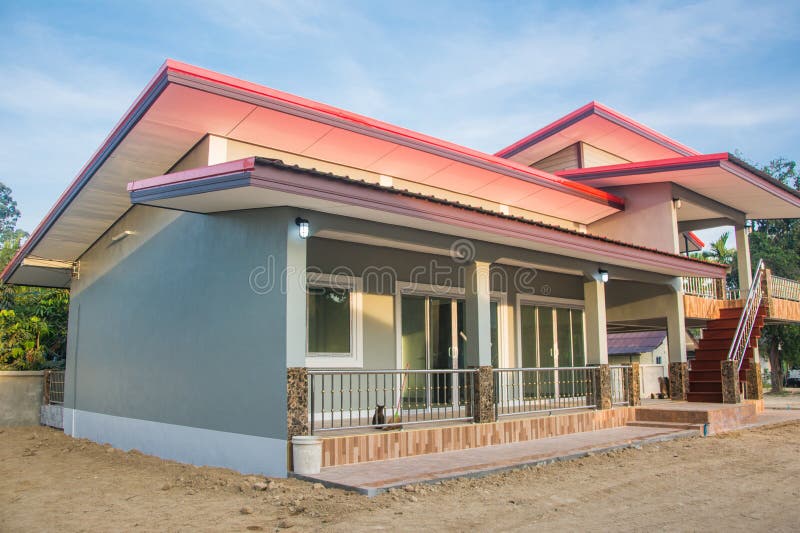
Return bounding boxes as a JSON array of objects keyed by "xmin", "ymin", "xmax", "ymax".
[{"xmin": 296, "ymin": 408, "xmax": 800, "ymax": 496}]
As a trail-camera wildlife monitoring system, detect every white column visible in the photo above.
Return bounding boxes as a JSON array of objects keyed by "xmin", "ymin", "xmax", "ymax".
[
  {"xmin": 736, "ymin": 225, "xmax": 752, "ymax": 295},
  {"xmin": 285, "ymin": 217, "xmax": 308, "ymax": 368},
  {"xmin": 666, "ymin": 279, "xmax": 687, "ymax": 363},
  {"xmin": 464, "ymin": 261, "xmax": 492, "ymax": 367},
  {"xmin": 584, "ymin": 276, "xmax": 608, "ymax": 365}
]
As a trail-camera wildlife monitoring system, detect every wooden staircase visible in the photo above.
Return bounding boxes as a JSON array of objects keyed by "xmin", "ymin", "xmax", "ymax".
[{"xmin": 687, "ymin": 306, "xmax": 766, "ymax": 402}]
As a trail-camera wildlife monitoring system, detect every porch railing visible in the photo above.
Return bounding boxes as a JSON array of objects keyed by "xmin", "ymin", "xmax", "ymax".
[
  {"xmin": 493, "ymin": 367, "xmax": 597, "ymax": 417},
  {"xmin": 769, "ymin": 275, "xmax": 800, "ymax": 302},
  {"xmin": 308, "ymin": 369, "xmax": 476, "ymax": 434},
  {"xmin": 609, "ymin": 365, "xmax": 630, "ymax": 406}
]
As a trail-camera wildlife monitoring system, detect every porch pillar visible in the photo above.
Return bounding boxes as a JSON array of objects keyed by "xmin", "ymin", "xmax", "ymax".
[
  {"xmin": 285, "ymin": 215, "xmax": 308, "ymax": 440},
  {"xmin": 583, "ymin": 276, "xmax": 608, "ymax": 365},
  {"xmin": 591, "ymin": 364, "xmax": 612, "ymax": 410},
  {"xmin": 285, "ymin": 217, "xmax": 308, "ymax": 368},
  {"xmin": 721, "ymin": 360, "xmax": 741, "ymax": 404},
  {"xmin": 735, "ymin": 225, "xmax": 752, "ymax": 295},
  {"xmin": 626, "ymin": 363, "xmax": 641, "ymax": 407},
  {"xmin": 666, "ymin": 278, "xmax": 688, "ymax": 400},
  {"xmin": 745, "ymin": 358, "xmax": 764, "ymax": 401},
  {"xmin": 464, "ymin": 260, "xmax": 493, "ymax": 368}
]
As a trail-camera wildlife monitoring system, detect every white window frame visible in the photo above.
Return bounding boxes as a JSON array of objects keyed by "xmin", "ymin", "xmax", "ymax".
[
  {"xmin": 514, "ymin": 294, "xmax": 585, "ymax": 368},
  {"xmin": 305, "ymin": 273, "xmax": 363, "ymax": 368}
]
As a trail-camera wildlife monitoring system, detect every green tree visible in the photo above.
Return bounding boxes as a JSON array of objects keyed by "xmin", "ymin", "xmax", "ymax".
[
  {"xmin": 746, "ymin": 158, "xmax": 800, "ymax": 391},
  {"xmin": 0, "ymin": 182, "xmax": 69, "ymax": 370}
]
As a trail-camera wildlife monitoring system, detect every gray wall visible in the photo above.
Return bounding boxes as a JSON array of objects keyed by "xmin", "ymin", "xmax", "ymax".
[
  {"xmin": 65, "ymin": 205, "xmax": 298, "ymax": 441},
  {"xmin": 0, "ymin": 371, "xmax": 43, "ymax": 426}
]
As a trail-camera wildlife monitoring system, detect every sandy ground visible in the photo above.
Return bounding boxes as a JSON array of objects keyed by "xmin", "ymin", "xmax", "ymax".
[
  {"xmin": 765, "ymin": 387, "xmax": 800, "ymax": 409},
  {"xmin": 2, "ymin": 422, "xmax": 800, "ymax": 532}
]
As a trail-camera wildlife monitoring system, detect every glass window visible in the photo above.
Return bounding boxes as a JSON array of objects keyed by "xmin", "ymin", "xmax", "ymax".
[{"xmin": 307, "ymin": 286, "xmax": 351, "ymax": 354}]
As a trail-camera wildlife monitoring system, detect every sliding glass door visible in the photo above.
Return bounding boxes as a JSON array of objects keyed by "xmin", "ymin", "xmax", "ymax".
[
  {"xmin": 400, "ymin": 294, "xmax": 500, "ymax": 409},
  {"xmin": 518, "ymin": 304, "xmax": 585, "ymax": 398}
]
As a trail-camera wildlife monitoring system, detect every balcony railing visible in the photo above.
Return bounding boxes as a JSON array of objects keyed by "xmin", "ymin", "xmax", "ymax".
[
  {"xmin": 682, "ymin": 276, "xmax": 720, "ymax": 299},
  {"xmin": 683, "ymin": 268, "xmax": 800, "ymax": 303}
]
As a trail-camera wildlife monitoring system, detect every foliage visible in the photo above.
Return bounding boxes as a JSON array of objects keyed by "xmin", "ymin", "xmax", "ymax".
[
  {"xmin": 745, "ymin": 158, "xmax": 800, "ymax": 390},
  {"xmin": 0, "ymin": 182, "xmax": 69, "ymax": 370}
]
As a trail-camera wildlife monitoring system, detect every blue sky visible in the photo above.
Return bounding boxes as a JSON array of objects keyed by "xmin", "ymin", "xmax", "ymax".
[{"xmin": 1, "ymin": 0, "xmax": 799, "ymax": 247}]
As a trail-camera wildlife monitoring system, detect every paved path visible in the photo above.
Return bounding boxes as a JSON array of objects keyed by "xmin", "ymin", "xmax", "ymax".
[
  {"xmin": 296, "ymin": 424, "xmax": 696, "ymax": 496},
  {"xmin": 297, "ymin": 409, "xmax": 800, "ymax": 496}
]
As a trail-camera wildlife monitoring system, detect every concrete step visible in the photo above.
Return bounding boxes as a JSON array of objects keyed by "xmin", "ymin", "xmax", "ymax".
[
  {"xmin": 689, "ymin": 370, "xmax": 722, "ymax": 382},
  {"xmin": 689, "ymin": 380, "xmax": 723, "ymax": 393},
  {"xmin": 702, "ymin": 328, "xmax": 737, "ymax": 340},
  {"xmin": 687, "ymin": 391, "xmax": 724, "ymax": 402},
  {"xmin": 627, "ymin": 421, "xmax": 704, "ymax": 431}
]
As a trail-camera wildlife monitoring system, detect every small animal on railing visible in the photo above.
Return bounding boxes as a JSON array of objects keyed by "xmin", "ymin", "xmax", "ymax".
[{"xmin": 371, "ymin": 404, "xmax": 386, "ymax": 426}]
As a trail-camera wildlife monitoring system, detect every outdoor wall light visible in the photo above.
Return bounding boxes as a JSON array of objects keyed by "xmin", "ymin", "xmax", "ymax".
[
  {"xmin": 110, "ymin": 230, "xmax": 134, "ymax": 243},
  {"xmin": 673, "ymin": 198, "xmax": 682, "ymax": 209},
  {"xmin": 295, "ymin": 217, "xmax": 310, "ymax": 239},
  {"xmin": 598, "ymin": 269, "xmax": 609, "ymax": 283}
]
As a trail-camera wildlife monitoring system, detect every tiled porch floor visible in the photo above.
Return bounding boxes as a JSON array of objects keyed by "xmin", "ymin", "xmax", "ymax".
[{"xmin": 296, "ymin": 407, "xmax": 800, "ymax": 496}]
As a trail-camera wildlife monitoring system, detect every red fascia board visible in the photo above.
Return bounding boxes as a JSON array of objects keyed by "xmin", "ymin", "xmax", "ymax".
[
  {"xmin": 686, "ymin": 231, "xmax": 705, "ymax": 249},
  {"xmin": 554, "ymin": 153, "xmax": 730, "ymax": 179},
  {"xmin": 495, "ymin": 101, "xmax": 701, "ymax": 158},
  {"xmin": 164, "ymin": 61, "xmax": 624, "ymax": 209}
]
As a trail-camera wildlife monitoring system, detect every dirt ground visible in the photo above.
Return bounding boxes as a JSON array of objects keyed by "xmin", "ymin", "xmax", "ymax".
[{"xmin": 2, "ymin": 422, "xmax": 800, "ymax": 532}]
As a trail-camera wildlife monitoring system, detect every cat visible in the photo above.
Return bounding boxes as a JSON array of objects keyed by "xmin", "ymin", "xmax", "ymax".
[{"xmin": 371, "ymin": 404, "xmax": 386, "ymax": 426}]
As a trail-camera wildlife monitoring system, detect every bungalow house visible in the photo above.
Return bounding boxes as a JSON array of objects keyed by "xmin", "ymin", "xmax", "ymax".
[{"xmin": 4, "ymin": 61, "xmax": 800, "ymax": 477}]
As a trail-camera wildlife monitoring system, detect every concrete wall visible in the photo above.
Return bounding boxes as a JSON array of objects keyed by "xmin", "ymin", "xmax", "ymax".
[
  {"xmin": 64, "ymin": 204, "xmax": 301, "ymax": 476},
  {"xmin": 0, "ymin": 371, "xmax": 43, "ymax": 426},
  {"xmin": 588, "ymin": 182, "xmax": 679, "ymax": 254}
]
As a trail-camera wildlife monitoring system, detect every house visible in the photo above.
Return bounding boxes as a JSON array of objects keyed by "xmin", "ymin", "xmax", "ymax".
[
  {"xmin": 607, "ymin": 331, "xmax": 668, "ymax": 366},
  {"xmin": 4, "ymin": 61, "xmax": 800, "ymax": 476}
]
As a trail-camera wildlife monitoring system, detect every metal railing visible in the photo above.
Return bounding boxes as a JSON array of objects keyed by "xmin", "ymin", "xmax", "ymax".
[
  {"xmin": 308, "ymin": 369, "xmax": 475, "ymax": 434},
  {"xmin": 609, "ymin": 365, "xmax": 630, "ymax": 405},
  {"xmin": 728, "ymin": 259, "xmax": 765, "ymax": 372},
  {"xmin": 682, "ymin": 276, "xmax": 719, "ymax": 299},
  {"xmin": 44, "ymin": 370, "xmax": 65, "ymax": 405},
  {"xmin": 493, "ymin": 367, "xmax": 597, "ymax": 417},
  {"xmin": 769, "ymin": 275, "xmax": 800, "ymax": 302}
]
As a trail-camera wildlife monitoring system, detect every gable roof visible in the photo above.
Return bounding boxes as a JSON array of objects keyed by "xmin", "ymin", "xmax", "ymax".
[
  {"xmin": 555, "ymin": 153, "xmax": 800, "ymax": 220},
  {"xmin": 2, "ymin": 61, "xmax": 625, "ymax": 286},
  {"xmin": 495, "ymin": 101, "xmax": 700, "ymax": 166}
]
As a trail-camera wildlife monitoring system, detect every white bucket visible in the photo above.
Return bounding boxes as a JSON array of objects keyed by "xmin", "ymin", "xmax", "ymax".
[{"xmin": 292, "ymin": 435, "xmax": 323, "ymax": 475}]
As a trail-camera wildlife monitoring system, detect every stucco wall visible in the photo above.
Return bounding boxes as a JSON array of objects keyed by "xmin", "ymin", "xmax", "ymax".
[
  {"xmin": 588, "ymin": 182, "xmax": 679, "ymax": 254},
  {"xmin": 0, "ymin": 371, "xmax": 43, "ymax": 426},
  {"xmin": 64, "ymin": 205, "xmax": 302, "ymax": 475}
]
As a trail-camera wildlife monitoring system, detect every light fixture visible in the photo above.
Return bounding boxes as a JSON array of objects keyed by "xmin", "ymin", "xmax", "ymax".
[
  {"xmin": 673, "ymin": 198, "xmax": 682, "ymax": 209},
  {"xmin": 111, "ymin": 230, "xmax": 134, "ymax": 243},
  {"xmin": 295, "ymin": 217, "xmax": 309, "ymax": 239},
  {"xmin": 598, "ymin": 268, "xmax": 609, "ymax": 283},
  {"xmin": 745, "ymin": 220, "xmax": 753, "ymax": 235}
]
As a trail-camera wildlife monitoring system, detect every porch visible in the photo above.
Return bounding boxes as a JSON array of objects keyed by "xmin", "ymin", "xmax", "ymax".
[{"xmin": 293, "ymin": 399, "xmax": 788, "ymax": 495}]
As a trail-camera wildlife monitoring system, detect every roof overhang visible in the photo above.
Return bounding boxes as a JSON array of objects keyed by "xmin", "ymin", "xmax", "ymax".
[
  {"xmin": 2, "ymin": 61, "xmax": 624, "ymax": 286},
  {"xmin": 126, "ymin": 157, "xmax": 727, "ymax": 279},
  {"xmin": 495, "ymin": 101, "xmax": 700, "ymax": 166},
  {"xmin": 554, "ymin": 153, "xmax": 800, "ymax": 220}
]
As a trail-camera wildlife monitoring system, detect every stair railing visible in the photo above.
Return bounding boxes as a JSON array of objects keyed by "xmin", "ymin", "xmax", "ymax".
[{"xmin": 727, "ymin": 259, "xmax": 765, "ymax": 372}]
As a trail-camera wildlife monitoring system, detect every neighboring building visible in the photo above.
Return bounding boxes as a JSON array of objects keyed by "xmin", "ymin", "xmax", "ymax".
[
  {"xmin": 607, "ymin": 331, "xmax": 667, "ymax": 366},
  {"xmin": 3, "ymin": 61, "xmax": 800, "ymax": 476}
]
